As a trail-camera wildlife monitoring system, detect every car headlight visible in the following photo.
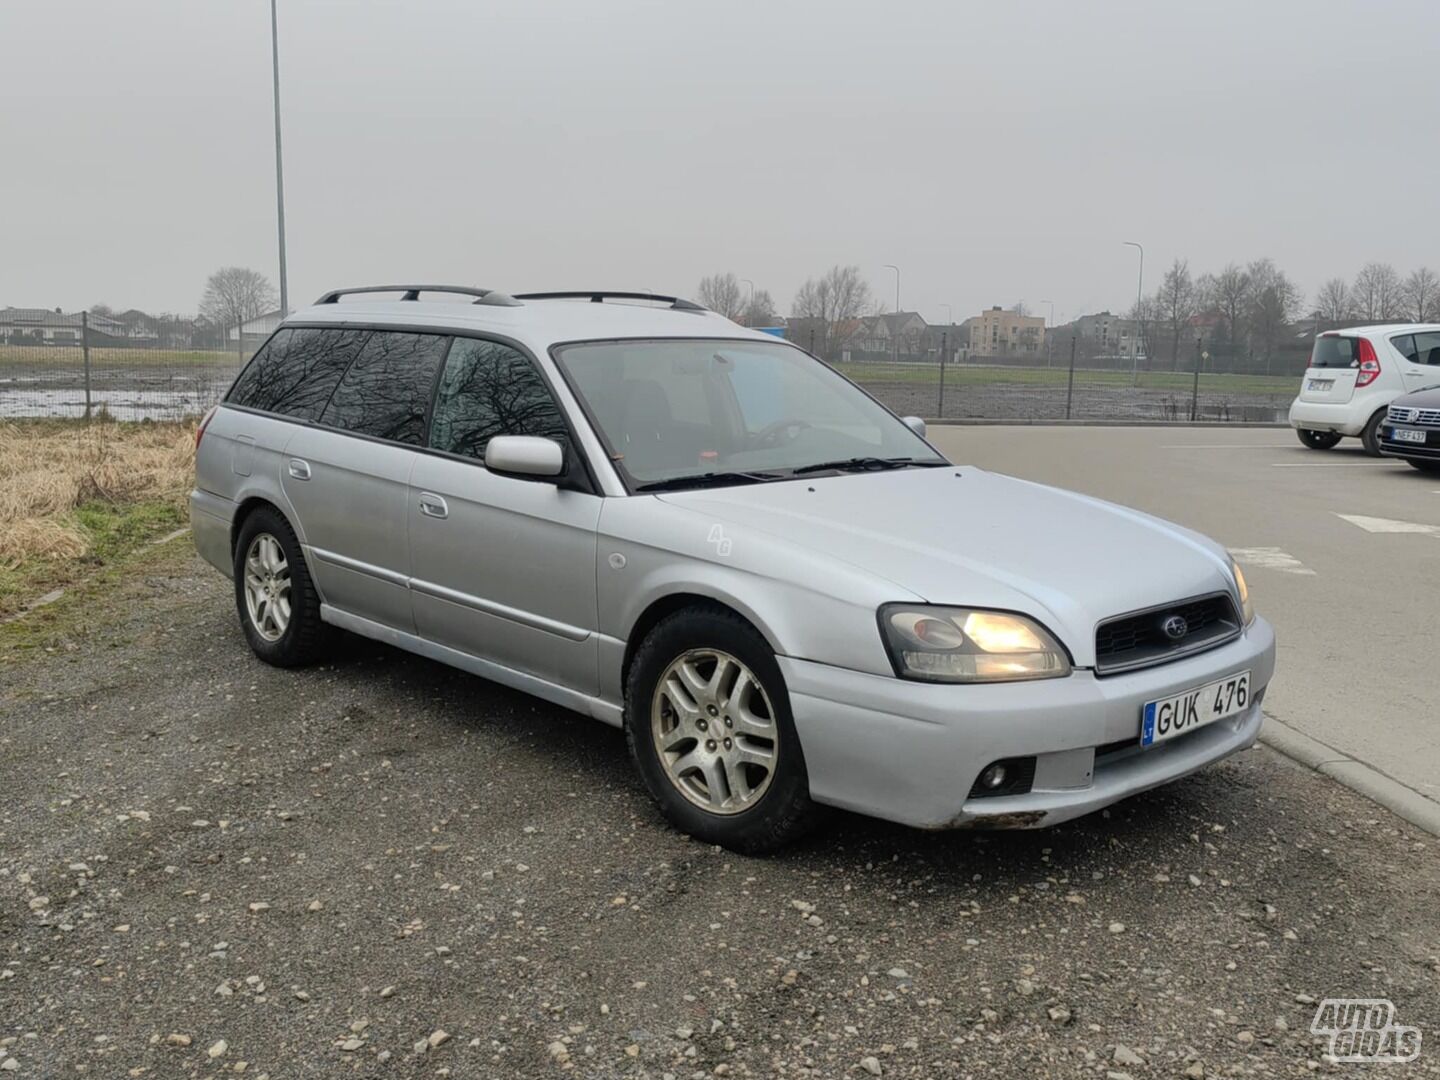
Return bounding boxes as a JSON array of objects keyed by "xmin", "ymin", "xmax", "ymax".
[
  {"xmin": 878, "ymin": 605, "xmax": 1072, "ymax": 683},
  {"xmin": 1230, "ymin": 557, "xmax": 1255, "ymax": 626}
]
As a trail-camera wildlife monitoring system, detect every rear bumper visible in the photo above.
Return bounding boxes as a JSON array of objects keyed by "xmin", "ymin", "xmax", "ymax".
[
  {"xmin": 1288, "ymin": 398, "xmax": 1365, "ymax": 435},
  {"xmin": 190, "ymin": 489, "xmax": 235, "ymax": 578},
  {"xmin": 781, "ymin": 617, "xmax": 1276, "ymax": 830}
]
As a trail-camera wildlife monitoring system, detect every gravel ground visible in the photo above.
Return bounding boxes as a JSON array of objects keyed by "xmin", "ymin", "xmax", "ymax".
[
  {"xmin": 861, "ymin": 381, "xmax": 1290, "ymax": 424},
  {"xmin": 2, "ymin": 550, "xmax": 1438, "ymax": 1078}
]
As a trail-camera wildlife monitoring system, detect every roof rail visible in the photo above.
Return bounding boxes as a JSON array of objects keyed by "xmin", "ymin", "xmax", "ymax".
[
  {"xmin": 313, "ymin": 285, "xmax": 522, "ymax": 307},
  {"xmin": 512, "ymin": 291, "xmax": 707, "ymax": 312}
]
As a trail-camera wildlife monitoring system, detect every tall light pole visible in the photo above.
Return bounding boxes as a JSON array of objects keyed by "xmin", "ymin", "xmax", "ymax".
[
  {"xmin": 271, "ymin": 0, "xmax": 289, "ymax": 317},
  {"xmin": 1123, "ymin": 241, "xmax": 1144, "ymax": 383},
  {"xmin": 882, "ymin": 264, "xmax": 901, "ymax": 361},
  {"xmin": 740, "ymin": 278, "xmax": 754, "ymax": 326},
  {"xmin": 1039, "ymin": 299, "xmax": 1054, "ymax": 367}
]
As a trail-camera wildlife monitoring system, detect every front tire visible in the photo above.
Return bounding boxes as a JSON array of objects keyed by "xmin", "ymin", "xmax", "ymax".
[
  {"xmin": 1296, "ymin": 428, "xmax": 1341, "ymax": 450},
  {"xmin": 233, "ymin": 506, "xmax": 329, "ymax": 667},
  {"xmin": 1360, "ymin": 410, "xmax": 1387, "ymax": 456},
  {"xmin": 625, "ymin": 605, "xmax": 822, "ymax": 853}
]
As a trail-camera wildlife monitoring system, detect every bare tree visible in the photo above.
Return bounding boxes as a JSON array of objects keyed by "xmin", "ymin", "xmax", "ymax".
[
  {"xmin": 1156, "ymin": 258, "xmax": 1197, "ymax": 370},
  {"xmin": 791, "ymin": 266, "xmax": 874, "ymax": 358},
  {"xmin": 1351, "ymin": 262, "xmax": 1403, "ymax": 321},
  {"xmin": 1402, "ymin": 267, "xmax": 1439, "ymax": 323},
  {"xmin": 1314, "ymin": 278, "xmax": 1352, "ymax": 323},
  {"xmin": 1209, "ymin": 263, "xmax": 1252, "ymax": 359},
  {"xmin": 741, "ymin": 289, "xmax": 778, "ymax": 327},
  {"xmin": 200, "ymin": 267, "xmax": 277, "ymax": 356},
  {"xmin": 696, "ymin": 273, "xmax": 746, "ymax": 320},
  {"xmin": 1247, "ymin": 260, "xmax": 1302, "ymax": 371}
]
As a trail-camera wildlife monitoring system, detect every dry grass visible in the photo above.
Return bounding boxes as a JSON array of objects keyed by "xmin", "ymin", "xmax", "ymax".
[{"xmin": 0, "ymin": 420, "xmax": 194, "ymax": 568}]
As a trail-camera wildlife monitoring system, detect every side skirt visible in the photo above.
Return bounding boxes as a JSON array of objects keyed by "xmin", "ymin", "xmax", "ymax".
[{"xmin": 320, "ymin": 604, "xmax": 624, "ymax": 728}]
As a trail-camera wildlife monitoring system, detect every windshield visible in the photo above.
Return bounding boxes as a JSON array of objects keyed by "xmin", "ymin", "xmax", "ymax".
[{"xmin": 554, "ymin": 338, "xmax": 947, "ymax": 489}]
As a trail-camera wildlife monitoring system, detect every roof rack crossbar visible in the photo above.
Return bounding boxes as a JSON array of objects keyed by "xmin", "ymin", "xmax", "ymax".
[
  {"xmin": 512, "ymin": 291, "xmax": 707, "ymax": 312},
  {"xmin": 314, "ymin": 285, "xmax": 503, "ymax": 305}
]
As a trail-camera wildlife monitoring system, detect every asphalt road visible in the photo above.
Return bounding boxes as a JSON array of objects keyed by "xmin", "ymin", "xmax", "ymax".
[
  {"xmin": 3, "ymin": 540, "xmax": 1439, "ymax": 1077},
  {"xmin": 927, "ymin": 424, "xmax": 1440, "ymax": 819}
]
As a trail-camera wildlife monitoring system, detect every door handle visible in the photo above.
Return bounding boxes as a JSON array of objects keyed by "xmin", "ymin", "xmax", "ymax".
[
  {"xmin": 287, "ymin": 458, "xmax": 312, "ymax": 481},
  {"xmin": 418, "ymin": 492, "xmax": 449, "ymax": 519}
]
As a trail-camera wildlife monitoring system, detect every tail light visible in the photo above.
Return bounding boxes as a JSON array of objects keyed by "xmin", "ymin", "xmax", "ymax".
[
  {"xmin": 1355, "ymin": 338, "xmax": 1381, "ymax": 387},
  {"xmin": 195, "ymin": 406, "xmax": 218, "ymax": 449}
]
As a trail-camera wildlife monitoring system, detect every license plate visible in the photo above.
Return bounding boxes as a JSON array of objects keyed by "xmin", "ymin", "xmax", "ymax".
[
  {"xmin": 1307, "ymin": 379, "xmax": 1333, "ymax": 391},
  {"xmin": 1392, "ymin": 428, "xmax": 1427, "ymax": 444},
  {"xmin": 1141, "ymin": 671, "xmax": 1250, "ymax": 747}
]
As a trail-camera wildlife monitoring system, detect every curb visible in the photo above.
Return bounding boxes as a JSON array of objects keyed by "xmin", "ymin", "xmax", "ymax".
[{"xmin": 1260, "ymin": 715, "xmax": 1440, "ymax": 837}]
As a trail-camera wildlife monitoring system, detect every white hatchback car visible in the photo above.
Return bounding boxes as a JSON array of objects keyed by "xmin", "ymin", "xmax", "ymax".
[
  {"xmin": 1289, "ymin": 325, "xmax": 1440, "ymax": 454},
  {"xmin": 192, "ymin": 285, "xmax": 1276, "ymax": 852}
]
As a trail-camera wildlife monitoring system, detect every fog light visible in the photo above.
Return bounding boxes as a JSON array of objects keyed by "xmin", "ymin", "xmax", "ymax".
[{"xmin": 979, "ymin": 763, "xmax": 1007, "ymax": 790}]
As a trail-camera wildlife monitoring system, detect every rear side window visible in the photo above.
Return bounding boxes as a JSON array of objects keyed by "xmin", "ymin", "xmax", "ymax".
[
  {"xmin": 428, "ymin": 338, "xmax": 569, "ymax": 460},
  {"xmin": 1412, "ymin": 331, "xmax": 1440, "ymax": 366},
  {"xmin": 319, "ymin": 331, "xmax": 449, "ymax": 445},
  {"xmin": 1392, "ymin": 334, "xmax": 1419, "ymax": 363},
  {"xmin": 1309, "ymin": 335, "xmax": 1356, "ymax": 368},
  {"xmin": 226, "ymin": 328, "xmax": 370, "ymax": 418}
]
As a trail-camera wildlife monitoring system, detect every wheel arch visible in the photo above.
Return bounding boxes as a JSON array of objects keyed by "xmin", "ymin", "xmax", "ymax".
[
  {"xmin": 620, "ymin": 592, "xmax": 778, "ymax": 697},
  {"xmin": 230, "ymin": 496, "xmax": 294, "ymax": 558}
]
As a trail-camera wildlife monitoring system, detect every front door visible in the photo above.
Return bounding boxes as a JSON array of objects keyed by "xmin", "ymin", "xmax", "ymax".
[{"xmin": 407, "ymin": 337, "xmax": 602, "ymax": 694}]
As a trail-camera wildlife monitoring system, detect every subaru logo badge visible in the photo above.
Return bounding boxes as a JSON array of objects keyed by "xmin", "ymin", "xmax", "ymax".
[{"xmin": 1161, "ymin": 614, "xmax": 1189, "ymax": 641}]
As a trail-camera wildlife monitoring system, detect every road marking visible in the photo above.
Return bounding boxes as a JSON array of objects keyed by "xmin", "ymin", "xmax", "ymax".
[
  {"xmin": 1229, "ymin": 547, "xmax": 1316, "ymax": 575},
  {"xmin": 1161, "ymin": 444, "xmax": 1293, "ymax": 449},
  {"xmin": 1270, "ymin": 462, "xmax": 1390, "ymax": 467},
  {"xmin": 1336, "ymin": 514, "xmax": 1440, "ymax": 537}
]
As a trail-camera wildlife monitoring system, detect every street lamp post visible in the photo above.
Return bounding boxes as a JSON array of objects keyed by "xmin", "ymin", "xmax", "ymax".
[
  {"xmin": 1039, "ymin": 299, "xmax": 1054, "ymax": 367},
  {"xmin": 740, "ymin": 278, "xmax": 754, "ymax": 326},
  {"xmin": 883, "ymin": 264, "xmax": 900, "ymax": 362},
  {"xmin": 270, "ymin": 0, "xmax": 289, "ymax": 317},
  {"xmin": 1123, "ymin": 241, "xmax": 1144, "ymax": 384}
]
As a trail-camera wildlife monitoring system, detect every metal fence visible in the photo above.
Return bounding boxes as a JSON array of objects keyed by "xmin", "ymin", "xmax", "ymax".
[
  {"xmin": 1, "ymin": 313, "xmax": 253, "ymax": 421},
  {"xmin": 1, "ymin": 311, "xmax": 1298, "ymax": 425}
]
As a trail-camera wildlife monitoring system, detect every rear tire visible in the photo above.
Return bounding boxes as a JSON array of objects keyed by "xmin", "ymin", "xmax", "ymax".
[
  {"xmin": 1406, "ymin": 458, "xmax": 1440, "ymax": 474},
  {"xmin": 1296, "ymin": 428, "xmax": 1341, "ymax": 450},
  {"xmin": 233, "ymin": 506, "xmax": 329, "ymax": 667},
  {"xmin": 624, "ymin": 604, "xmax": 823, "ymax": 853},
  {"xmin": 1360, "ymin": 410, "xmax": 1387, "ymax": 457}
]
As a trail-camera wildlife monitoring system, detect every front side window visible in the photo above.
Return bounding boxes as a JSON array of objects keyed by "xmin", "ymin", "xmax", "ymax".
[
  {"xmin": 319, "ymin": 331, "xmax": 449, "ymax": 445},
  {"xmin": 227, "ymin": 327, "xmax": 370, "ymax": 419},
  {"xmin": 429, "ymin": 338, "xmax": 569, "ymax": 460},
  {"xmin": 555, "ymin": 338, "xmax": 945, "ymax": 489}
]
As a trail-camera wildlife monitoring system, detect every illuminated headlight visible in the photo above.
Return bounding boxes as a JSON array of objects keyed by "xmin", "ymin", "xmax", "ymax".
[
  {"xmin": 1230, "ymin": 557, "xmax": 1255, "ymax": 626},
  {"xmin": 879, "ymin": 605, "xmax": 1072, "ymax": 683}
]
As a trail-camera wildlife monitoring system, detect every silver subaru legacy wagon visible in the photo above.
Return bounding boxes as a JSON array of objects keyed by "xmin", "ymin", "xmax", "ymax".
[{"xmin": 192, "ymin": 285, "xmax": 1276, "ymax": 852}]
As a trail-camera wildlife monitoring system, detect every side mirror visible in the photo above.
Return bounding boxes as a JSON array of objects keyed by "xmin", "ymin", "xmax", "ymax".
[
  {"xmin": 485, "ymin": 435, "xmax": 565, "ymax": 479},
  {"xmin": 902, "ymin": 415, "xmax": 927, "ymax": 438}
]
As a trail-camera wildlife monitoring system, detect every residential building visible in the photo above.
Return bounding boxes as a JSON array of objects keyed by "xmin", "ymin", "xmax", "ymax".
[
  {"xmin": 1069, "ymin": 311, "xmax": 1144, "ymax": 360},
  {"xmin": 844, "ymin": 311, "xmax": 929, "ymax": 359},
  {"xmin": 968, "ymin": 306, "xmax": 1045, "ymax": 357},
  {"xmin": 227, "ymin": 309, "xmax": 285, "ymax": 347},
  {"xmin": 0, "ymin": 306, "xmax": 125, "ymax": 344}
]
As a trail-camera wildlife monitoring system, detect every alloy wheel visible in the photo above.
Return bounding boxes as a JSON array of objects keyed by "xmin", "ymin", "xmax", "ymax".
[
  {"xmin": 650, "ymin": 649, "xmax": 779, "ymax": 815},
  {"xmin": 242, "ymin": 533, "xmax": 292, "ymax": 642}
]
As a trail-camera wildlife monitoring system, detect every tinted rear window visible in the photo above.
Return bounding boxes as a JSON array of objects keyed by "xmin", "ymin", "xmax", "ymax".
[
  {"xmin": 1309, "ymin": 335, "xmax": 1356, "ymax": 368},
  {"xmin": 319, "ymin": 331, "xmax": 450, "ymax": 445},
  {"xmin": 227, "ymin": 328, "xmax": 371, "ymax": 418}
]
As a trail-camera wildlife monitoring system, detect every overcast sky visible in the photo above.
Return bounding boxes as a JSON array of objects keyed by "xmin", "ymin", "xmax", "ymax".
[{"xmin": 2, "ymin": 0, "xmax": 1437, "ymax": 323}]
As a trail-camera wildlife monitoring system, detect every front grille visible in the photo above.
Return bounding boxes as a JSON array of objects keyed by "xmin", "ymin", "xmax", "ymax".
[
  {"xmin": 1388, "ymin": 405, "xmax": 1440, "ymax": 427},
  {"xmin": 1094, "ymin": 592, "xmax": 1240, "ymax": 676}
]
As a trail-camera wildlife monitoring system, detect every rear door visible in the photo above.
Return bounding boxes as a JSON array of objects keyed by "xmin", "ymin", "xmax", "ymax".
[
  {"xmin": 1390, "ymin": 331, "xmax": 1440, "ymax": 393},
  {"xmin": 281, "ymin": 330, "xmax": 450, "ymax": 632},
  {"xmin": 408, "ymin": 336, "xmax": 602, "ymax": 693},
  {"xmin": 1298, "ymin": 332, "xmax": 1358, "ymax": 403}
]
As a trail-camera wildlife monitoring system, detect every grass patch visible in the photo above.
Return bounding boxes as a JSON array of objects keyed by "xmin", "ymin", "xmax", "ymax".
[
  {"xmin": 833, "ymin": 362, "xmax": 1297, "ymax": 396},
  {"xmin": 0, "ymin": 418, "xmax": 195, "ymax": 618}
]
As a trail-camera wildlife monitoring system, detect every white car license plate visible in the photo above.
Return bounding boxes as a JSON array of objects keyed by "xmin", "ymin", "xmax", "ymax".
[
  {"xmin": 1307, "ymin": 378, "xmax": 1333, "ymax": 391},
  {"xmin": 1393, "ymin": 428, "xmax": 1427, "ymax": 444},
  {"xmin": 1141, "ymin": 671, "xmax": 1250, "ymax": 747}
]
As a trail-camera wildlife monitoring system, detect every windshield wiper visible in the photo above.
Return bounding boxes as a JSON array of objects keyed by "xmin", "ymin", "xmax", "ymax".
[
  {"xmin": 635, "ymin": 470, "xmax": 787, "ymax": 493},
  {"xmin": 790, "ymin": 456, "xmax": 946, "ymax": 476}
]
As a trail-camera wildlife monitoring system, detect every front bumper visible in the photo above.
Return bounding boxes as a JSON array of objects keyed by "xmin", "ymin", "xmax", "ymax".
[
  {"xmin": 1288, "ymin": 398, "xmax": 1364, "ymax": 435},
  {"xmin": 1378, "ymin": 422, "xmax": 1440, "ymax": 461},
  {"xmin": 781, "ymin": 616, "xmax": 1276, "ymax": 830}
]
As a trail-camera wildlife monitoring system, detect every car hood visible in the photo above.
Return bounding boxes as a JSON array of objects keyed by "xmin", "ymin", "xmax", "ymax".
[
  {"xmin": 658, "ymin": 466, "xmax": 1236, "ymax": 662},
  {"xmin": 1393, "ymin": 385, "xmax": 1440, "ymax": 408}
]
